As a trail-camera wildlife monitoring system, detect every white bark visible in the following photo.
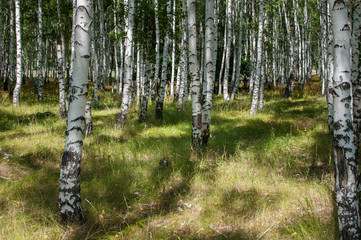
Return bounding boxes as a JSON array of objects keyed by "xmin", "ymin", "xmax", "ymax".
[
  {"xmin": 329, "ymin": 0, "xmax": 361, "ymax": 238},
  {"xmin": 57, "ymin": 44, "xmax": 67, "ymax": 119},
  {"xmin": 9, "ymin": 0, "xmax": 15, "ymax": 98},
  {"xmin": 59, "ymin": 0, "xmax": 92, "ymax": 223},
  {"xmin": 178, "ymin": 1, "xmax": 188, "ymax": 112},
  {"xmin": 151, "ymin": 0, "xmax": 161, "ymax": 103},
  {"xmin": 57, "ymin": 0, "xmax": 67, "ymax": 118},
  {"xmin": 116, "ymin": 0, "xmax": 134, "ymax": 127},
  {"xmin": 12, "ymin": 0, "xmax": 22, "ymax": 107},
  {"xmin": 201, "ymin": 0, "xmax": 216, "ymax": 146},
  {"xmin": 352, "ymin": 0, "xmax": 361, "ymax": 146},
  {"xmin": 249, "ymin": 0, "xmax": 264, "ymax": 115},
  {"xmin": 188, "ymin": 0, "xmax": 202, "ymax": 147},
  {"xmin": 223, "ymin": 0, "xmax": 232, "ymax": 101},
  {"xmin": 170, "ymin": 0, "xmax": 176, "ymax": 99},
  {"xmin": 156, "ymin": 0, "xmax": 172, "ymax": 119},
  {"xmin": 36, "ymin": 0, "xmax": 43, "ymax": 101},
  {"xmin": 231, "ymin": 0, "xmax": 244, "ymax": 100}
]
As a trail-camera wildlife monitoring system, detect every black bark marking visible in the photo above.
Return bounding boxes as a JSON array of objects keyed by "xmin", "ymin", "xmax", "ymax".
[
  {"xmin": 71, "ymin": 116, "xmax": 86, "ymax": 123},
  {"xmin": 333, "ymin": 0, "xmax": 346, "ymax": 10}
]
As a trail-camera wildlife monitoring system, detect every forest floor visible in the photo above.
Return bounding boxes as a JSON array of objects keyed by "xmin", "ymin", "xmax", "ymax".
[{"xmin": 0, "ymin": 77, "xmax": 337, "ymax": 240}]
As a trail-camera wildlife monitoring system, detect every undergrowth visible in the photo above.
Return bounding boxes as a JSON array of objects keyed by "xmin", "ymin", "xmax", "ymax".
[{"xmin": 0, "ymin": 79, "xmax": 337, "ymax": 239}]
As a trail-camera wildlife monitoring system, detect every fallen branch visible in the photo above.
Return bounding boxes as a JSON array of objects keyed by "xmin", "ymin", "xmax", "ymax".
[
  {"xmin": 0, "ymin": 176, "xmax": 11, "ymax": 180},
  {"xmin": 256, "ymin": 222, "xmax": 277, "ymax": 240},
  {"xmin": 209, "ymin": 225, "xmax": 228, "ymax": 239}
]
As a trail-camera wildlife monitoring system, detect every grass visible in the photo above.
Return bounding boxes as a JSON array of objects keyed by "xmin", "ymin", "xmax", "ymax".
[{"xmin": 0, "ymin": 78, "xmax": 337, "ymax": 239}]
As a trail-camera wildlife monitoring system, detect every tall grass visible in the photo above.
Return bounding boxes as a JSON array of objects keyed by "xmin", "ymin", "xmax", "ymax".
[{"xmin": 0, "ymin": 80, "xmax": 336, "ymax": 239}]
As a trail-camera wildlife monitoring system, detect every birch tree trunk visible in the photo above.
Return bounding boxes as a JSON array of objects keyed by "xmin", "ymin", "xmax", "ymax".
[
  {"xmin": 293, "ymin": 0, "xmax": 301, "ymax": 85},
  {"xmin": 231, "ymin": 0, "xmax": 244, "ymax": 101},
  {"xmin": 156, "ymin": 0, "xmax": 171, "ymax": 119},
  {"xmin": 116, "ymin": 0, "xmax": 134, "ymax": 127},
  {"xmin": 151, "ymin": 0, "xmax": 161, "ymax": 103},
  {"xmin": 327, "ymin": 1, "xmax": 334, "ymax": 132},
  {"xmin": 222, "ymin": 0, "xmax": 232, "ymax": 101},
  {"xmin": 352, "ymin": 0, "xmax": 361, "ymax": 149},
  {"xmin": 12, "ymin": 0, "xmax": 22, "ymax": 107},
  {"xmin": 249, "ymin": 0, "xmax": 264, "ymax": 115},
  {"xmin": 57, "ymin": 0, "xmax": 67, "ymax": 118},
  {"xmin": 329, "ymin": 0, "xmax": 361, "ymax": 238},
  {"xmin": 188, "ymin": 0, "xmax": 202, "ymax": 147},
  {"xmin": 139, "ymin": 27, "xmax": 153, "ymax": 123},
  {"xmin": 9, "ymin": 0, "xmax": 15, "ymax": 99},
  {"xmin": 170, "ymin": 0, "xmax": 176, "ymax": 99},
  {"xmin": 201, "ymin": 0, "xmax": 216, "ymax": 146},
  {"xmin": 58, "ymin": 0, "xmax": 92, "ymax": 223},
  {"xmin": 178, "ymin": 3, "xmax": 188, "ymax": 112},
  {"xmin": 57, "ymin": 44, "xmax": 67, "ymax": 119},
  {"xmin": 114, "ymin": 0, "xmax": 120, "ymax": 97},
  {"xmin": 283, "ymin": 2, "xmax": 295, "ymax": 97},
  {"xmin": 36, "ymin": 0, "xmax": 43, "ymax": 101},
  {"xmin": 98, "ymin": 0, "xmax": 106, "ymax": 91}
]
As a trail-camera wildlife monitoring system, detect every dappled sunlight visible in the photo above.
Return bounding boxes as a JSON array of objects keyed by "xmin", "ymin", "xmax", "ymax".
[{"xmin": 0, "ymin": 83, "xmax": 337, "ymax": 239}]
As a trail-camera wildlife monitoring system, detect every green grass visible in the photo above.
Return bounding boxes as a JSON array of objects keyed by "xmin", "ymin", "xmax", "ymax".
[{"xmin": 0, "ymin": 79, "xmax": 337, "ymax": 239}]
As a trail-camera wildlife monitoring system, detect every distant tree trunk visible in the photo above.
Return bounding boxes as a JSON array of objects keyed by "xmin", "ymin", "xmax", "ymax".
[
  {"xmin": 151, "ymin": 0, "xmax": 160, "ymax": 103},
  {"xmin": 201, "ymin": 0, "xmax": 216, "ymax": 146},
  {"xmin": 327, "ymin": 1, "xmax": 333, "ymax": 132},
  {"xmin": 9, "ymin": 0, "xmax": 15, "ymax": 99},
  {"xmin": 293, "ymin": 0, "xmax": 301, "ymax": 85},
  {"xmin": 90, "ymin": 2, "xmax": 99, "ymax": 106},
  {"xmin": 249, "ymin": 0, "xmax": 264, "ymax": 115},
  {"xmin": 98, "ymin": 0, "xmax": 106, "ymax": 91},
  {"xmin": 136, "ymin": 46, "xmax": 142, "ymax": 107},
  {"xmin": 188, "ymin": 0, "xmax": 202, "ymax": 147},
  {"xmin": 329, "ymin": 0, "xmax": 361, "ymax": 238},
  {"xmin": 57, "ymin": 44, "xmax": 67, "ymax": 119},
  {"xmin": 170, "ymin": 0, "xmax": 176, "ymax": 99},
  {"xmin": 116, "ymin": 0, "xmax": 134, "ymax": 127},
  {"xmin": 222, "ymin": 0, "xmax": 232, "ymax": 101},
  {"xmin": 36, "ymin": 0, "xmax": 43, "ymax": 101},
  {"xmin": 231, "ymin": 0, "xmax": 244, "ymax": 100},
  {"xmin": 113, "ymin": 0, "xmax": 120, "ymax": 97},
  {"xmin": 58, "ymin": 0, "xmax": 92, "ymax": 223},
  {"xmin": 156, "ymin": 0, "xmax": 171, "ymax": 119},
  {"xmin": 12, "ymin": 0, "xmax": 22, "ymax": 107},
  {"xmin": 178, "ymin": 0, "xmax": 188, "ymax": 112},
  {"xmin": 283, "ymin": 2, "xmax": 295, "ymax": 97}
]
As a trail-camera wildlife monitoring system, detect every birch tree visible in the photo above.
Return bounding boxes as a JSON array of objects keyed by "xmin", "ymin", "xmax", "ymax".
[
  {"xmin": 170, "ymin": 0, "xmax": 176, "ymax": 99},
  {"xmin": 12, "ymin": 0, "xmax": 22, "ymax": 107},
  {"xmin": 116, "ymin": 0, "xmax": 134, "ymax": 127},
  {"xmin": 352, "ymin": 0, "xmax": 361, "ymax": 149},
  {"xmin": 188, "ymin": 0, "xmax": 202, "ymax": 147},
  {"xmin": 9, "ymin": 0, "xmax": 15, "ymax": 98},
  {"xmin": 250, "ymin": 0, "xmax": 264, "ymax": 115},
  {"xmin": 222, "ymin": 0, "xmax": 232, "ymax": 101},
  {"xmin": 178, "ymin": 0, "xmax": 188, "ymax": 112},
  {"xmin": 329, "ymin": 0, "xmax": 361, "ymax": 238},
  {"xmin": 231, "ymin": 0, "xmax": 244, "ymax": 101},
  {"xmin": 201, "ymin": 0, "xmax": 216, "ymax": 145},
  {"xmin": 156, "ymin": 0, "xmax": 171, "ymax": 119},
  {"xmin": 57, "ymin": 0, "xmax": 67, "ymax": 118},
  {"xmin": 36, "ymin": 0, "xmax": 43, "ymax": 101},
  {"xmin": 58, "ymin": 0, "xmax": 92, "ymax": 223},
  {"xmin": 151, "ymin": 0, "xmax": 161, "ymax": 103}
]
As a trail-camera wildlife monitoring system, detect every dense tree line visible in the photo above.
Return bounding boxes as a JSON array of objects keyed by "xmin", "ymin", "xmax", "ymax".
[{"xmin": 1, "ymin": 0, "xmax": 361, "ymax": 238}]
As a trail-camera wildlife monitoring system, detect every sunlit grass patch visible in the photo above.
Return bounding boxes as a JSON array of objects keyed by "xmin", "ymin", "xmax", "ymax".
[{"xmin": 0, "ymin": 81, "xmax": 337, "ymax": 239}]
